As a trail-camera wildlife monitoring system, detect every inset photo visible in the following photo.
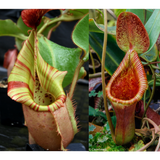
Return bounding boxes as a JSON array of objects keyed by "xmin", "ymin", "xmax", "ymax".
[
  {"xmin": 0, "ymin": 9, "xmax": 89, "ymax": 151},
  {"xmin": 89, "ymin": 9, "xmax": 160, "ymax": 151}
]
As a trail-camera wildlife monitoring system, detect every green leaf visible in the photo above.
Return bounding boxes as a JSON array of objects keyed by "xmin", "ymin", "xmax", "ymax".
[
  {"xmin": 72, "ymin": 14, "xmax": 89, "ymax": 61},
  {"xmin": 140, "ymin": 45, "xmax": 158, "ymax": 62},
  {"xmin": 89, "ymin": 19, "xmax": 125, "ymax": 75},
  {"xmin": 15, "ymin": 37, "xmax": 24, "ymax": 51},
  {"xmin": 0, "ymin": 19, "xmax": 27, "ymax": 40},
  {"xmin": 17, "ymin": 16, "xmax": 59, "ymax": 38},
  {"xmin": 129, "ymin": 140, "xmax": 145, "ymax": 151},
  {"xmin": 89, "ymin": 125, "xmax": 96, "ymax": 132},
  {"xmin": 107, "ymin": 26, "xmax": 116, "ymax": 35},
  {"xmin": 89, "ymin": 134, "xmax": 93, "ymax": 139},
  {"xmin": 37, "ymin": 35, "xmax": 86, "ymax": 88},
  {"xmin": 94, "ymin": 9, "xmax": 104, "ymax": 24},
  {"xmin": 67, "ymin": 9, "xmax": 89, "ymax": 17},
  {"xmin": 38, "ymin": 17, "xmax": 60, "ymax": 37},
  {"xmin": 145, "ymin": 6, "xmax": 155, "ymax": 12},
  {"xmin": 89, "ymin": 18, "xmax": 104, "ymax": 33},
  {"xmin": 143, "ymin": 9, "xmax": 160, "ymax": 55},
  {"xmin": 60, "ymin": 9, "xmax": 89, "ymax": 21},
  {"xmin": 89, "ymin": 90, "xmax": 97, "ymax": 97},
  {"xmin": 104, "ymin": 116, "xmax": 116, "ymax": 131},
  {"xmin": 89, "ymin": 106, "xmax": 97, "ymax": 116},
  {"xmin": 89, "ymin": 106, "xmax": 107, "ymax": 120},
  {"xmin": 17, "ymin": 16, "xmax": 32, "ymax": 36},
  {"xmin": 157, "ymin": 54, "xmax": 160, "ymax": 68},
  {"xmin": 89, "ymin": 18, "xmax": 116, "ymax": 35},
  {"xmin": 114, "ymin": 9, "xmax": 126, "ymax": 17},
  {"xmin": 97, "ymin": 135, "xmax": 108, "ymax": 143},
  {"xmin": 97, "ymin": 91, "xmax": 103, "ymax": 97},
  {"xmin": 89, "ymin": 32, "xmax": 125, "ymax": 75},
  {"xmin": 148, "ymin": 79, "xmax": 160, "ymax": 86},
  {"xmin": 145, "ymin": 10, "xmax": 154, "ymax": 24}
]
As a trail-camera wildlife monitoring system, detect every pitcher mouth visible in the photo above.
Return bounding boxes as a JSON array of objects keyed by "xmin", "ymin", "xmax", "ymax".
[
  {"xmin": 7, "ymin": 30, "xmax": 68, "ymax": 112},
  {"xmin": 32, "ymin": 72, "xmax": 66, "ymax": 111},
  {"xmin": 106, "ymin": 50, "xmax": 148, "ymax": 106}
]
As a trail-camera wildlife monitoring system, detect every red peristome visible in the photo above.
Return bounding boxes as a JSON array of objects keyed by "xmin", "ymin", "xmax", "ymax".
[
  {"xmin": 106, "ymin": 50, "xmax": 148, "ymax": 105},
  {"xmin": 8, "ymin": 81, "xmax": 28, "ymax": 90},
  {"xmin": 47, "ymin": 106, "xmax": 51, "ymax": 112},
  {"xmin": 111, "ymin": 64, "xmax": 139, "ymax": 100},
  {"xmin": 116, "ymin": 12, "xmax": 150, "ymax": 53},
  {"xmin": 8, "ymin": 81, "xmax": 33, "ymax": 97},
  {"xmin": 58, "ymin": 94, "xmax": 66, "ymax": 103}
]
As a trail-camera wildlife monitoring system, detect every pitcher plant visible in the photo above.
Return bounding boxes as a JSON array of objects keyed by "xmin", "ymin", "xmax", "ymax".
[
  {"xmin": 105, "ymin": 12, "xmax": 149, "ymax": 145},
  {"xmin": 2, "ymin": 9, "xmax": 89, "ymax": 150}
]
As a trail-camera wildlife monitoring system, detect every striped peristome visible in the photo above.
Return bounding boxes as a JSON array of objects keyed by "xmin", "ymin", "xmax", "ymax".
[
  {"xmin": 105, "ymin": 48, "xmax": 148, "ymax": 145},
  {"xmin": 106, "ymin": 49, "xmax": 148, "ymax": 106},
  {"xmin": 7, "ymin": 12, "xmax": 79, "ymax": 150},
  {"xmin": 8, "ymin": 30, "xmax": 67, "ymax": 112}
]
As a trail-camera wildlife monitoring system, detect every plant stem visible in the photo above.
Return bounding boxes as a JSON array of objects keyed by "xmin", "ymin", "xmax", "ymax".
[
  {"xmin": 96, "ymin": 9, "xmax": 104, "ymax": 19},
  {"xmin": 143, "ymin": 61, "xmax": 160, "ymax": 66},
  {"xmin": 38, "ymin": 13, "xmax": 85, "ymax": 35},
  {"xmin": 142, "ymin": 64, "xmax": 156, "ymax": 119},
  {"xmin": 37, "ymin": 20, "xmax": 50, "ymax": 34},
  {"xmin": 38, "ymin": 17, "xmax": 62, "ymax": 34},
  {"xmin": 101, "ymin": 9, "xmax": 115, "ymax": 141},
  {"xmin": 89, "ymin": 48, "xmax": 96, "ymax": 74},
  {"xmin": 155, "ymin": 135, "xmax": 160, "ymax": 151},
  {"xmin": 136, "ymin": 130, "xmax": 156, "ymax": 151},
  {"xmin": 89, "ymin": 71, "xmax": 108, "ymax": 78},
  {"xmin": 47, "ymin": 21, "xmax": 61, "ymax": 39},
  {"xmin": 69, "ymin": 59, "xmax": 84, "ymax": 99}
]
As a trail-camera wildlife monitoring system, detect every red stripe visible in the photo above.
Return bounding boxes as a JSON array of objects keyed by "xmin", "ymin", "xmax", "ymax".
[
  {"xmin": 8, "ymin": 81, "xmax": 33, "ymax": 97},
  {"xmin": 16, "ymin": 59, "xmax": 30, "ymax": 73},
  {"xmin": 12, "ymin": 92, "xmax": 28, "ymax": 100},
  {"xmin": 26, "ymin": 40, "xmax": 34, "ymax": 56},
  {"xmin": 36, "ymin": 105, "xmax": 39, "ymax": 111},
  {"xmin": 46, "ymin": 67, "xmax": 57, "ymax": 91},
  {"xmin": 20, "ymin": 51, "xmax": 33, "ymax": 67},
  {"xmin": 8, "ymin": 81, "xmax": 28, "ymax": 90},
  {"xmin": 15, "ymin": 60, "xmax": 34, "ymax": 81},
  {"xmin": 33, "ymin": 104, "xmax": 37, "ymax": 110},
  {"xmin": 44, "ymin": 63, "xmax": 48, "ymax": 89},
  {"xmin": 19, "ymin": 97, "xmax": 31, "ymax": 104},
  {"xmin": 47, "ymin": 105, "xmax": 50, "ymax": 111},
  {"xmin": 41, "ymin": 61, "xmax": 47, "ymax": 88},
  {"xmin": 54, "ymin": 101, "xmax": 61, "ymax": 109}
]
